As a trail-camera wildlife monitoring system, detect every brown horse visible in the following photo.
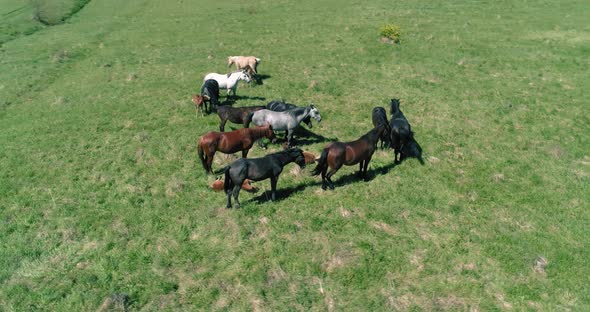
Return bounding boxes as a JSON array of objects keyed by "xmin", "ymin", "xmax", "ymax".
[
  {"xmin": 217, "ymin": 105, "xmax": 266, "ymax": 132},
  {"xmin": 312, "ymin": 125, "xmax": 386, "ymax": 190},
  {"xmin": 198, "ymin": 125, "xmax": 275, "ymax": 174}
]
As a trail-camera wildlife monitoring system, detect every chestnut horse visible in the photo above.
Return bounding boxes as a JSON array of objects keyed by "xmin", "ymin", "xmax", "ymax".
[
  {"xmin": 198, "ymin": 125, "xmax": 275, "ymax": 174},
  {"xmin": 312, "ymin": 125, "xmax": 386, "ymax": 190},
  {"xmin": 228, "ymin": 56, "xmax": 261, "ymax": 74}
]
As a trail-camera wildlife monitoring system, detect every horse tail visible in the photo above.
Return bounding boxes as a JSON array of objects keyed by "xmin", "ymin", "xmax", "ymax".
[
  {"xmin": 311, "ymin": 148, "xmax": 329, "ymax": 176},
  {"xmin": 197, "ymin": 140, "xmax": 208, "ymax": 172},
  {"xmin": 399, "ymin": 125, "xmax": 411, "ymax": 150},
  {"xmin": 245, "ymin": 111, "xmax": 255, "ymax": 128},
  {"xmin": 223, "ymin": 166, "xmax": 233, "ymax": 194}
]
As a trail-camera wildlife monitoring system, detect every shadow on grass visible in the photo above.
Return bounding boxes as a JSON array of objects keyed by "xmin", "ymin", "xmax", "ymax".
[
  {"xmin": 271, "ymin": 126, "xmax": 338, "ymax": 148},
  {"xmin": 246, "ymin": 179, "xmax": 322, "ymax": 205},
  {"xmin": 250, "ymin": 74, "xmax": 271, "ymax": 85}
]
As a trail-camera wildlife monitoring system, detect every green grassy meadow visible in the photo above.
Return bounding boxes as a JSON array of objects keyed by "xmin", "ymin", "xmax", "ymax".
[{"xmin": 1, "ymin": 0, "xmax": 589, "ymax": 310}]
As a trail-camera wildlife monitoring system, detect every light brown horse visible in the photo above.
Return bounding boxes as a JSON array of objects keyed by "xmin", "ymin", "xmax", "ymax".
[
  {"xmin": 227, "ymin": 56, "xmax": 261, "ymax": 74},
  {"xmin": 312, "ymin": 125, "xmax": 386, "ymax": 190},
  {"xmin": 198, "ymin": 125, "xmax": 275, "ymax": 174}
]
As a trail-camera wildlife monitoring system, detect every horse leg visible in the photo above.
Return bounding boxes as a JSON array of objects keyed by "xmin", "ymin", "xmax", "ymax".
[
  {"xmin": 326, "ymin": 167, "xmax": 340, "ymax": 190},
  {"xmin": 286, "ymin": 129, "xmax": 293, "ymax": 147},
  {"xmin": 320, "ymin": 167, "xmax": 328, "ymax": 190},
  {"xmin": 232, "ymin": 184, "xmax": 242, "ymax": 208},
  {"xmin": 207, "ymin": 150, "xmax": 215, "ymax": 174},
  {"xmin": 242, "ymin": 148, "xmax": 250, "ymax": 158},
  {"xmin": 226, "ymin": 190, "xmax": 232, "ymax": 208},
  {"xmin": 270, "ymin": 176, "xmax": 278, "ymax": 201},
  {"xmin": 219, "ymin": 118, "xmax": 227, "ymax": 132},
  {"xmin": 363, "ymin": 156, "xmax": 372, "ymax": 181}
]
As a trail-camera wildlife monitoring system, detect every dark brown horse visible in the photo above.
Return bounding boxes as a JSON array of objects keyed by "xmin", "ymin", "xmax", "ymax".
[
  {"xmin": 217, "ymin": 105, "xmax": 266, "ymax": 132},
  {"xmin": 198, "ymin": 125, "xmax": 275, "ymax": 174},
  {"xmin": 312, "ymin": 125, "xmax": 386, "ymax": 190}
]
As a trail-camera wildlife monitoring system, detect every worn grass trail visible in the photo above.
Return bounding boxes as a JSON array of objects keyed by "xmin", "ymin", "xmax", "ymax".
[{"xmin": 0, "ymin": 0, "xmax": 588, "ymax": 310}]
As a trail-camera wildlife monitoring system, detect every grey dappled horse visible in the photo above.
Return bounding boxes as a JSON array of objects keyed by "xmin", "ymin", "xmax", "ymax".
[{"xmin": 246, "ymin": 104, "xmax": 321, "ymax": 147}]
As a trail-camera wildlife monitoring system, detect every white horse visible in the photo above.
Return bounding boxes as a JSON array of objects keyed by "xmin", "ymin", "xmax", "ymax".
[
  {"xmin": 247, "ymin": 104, "xmax": 322, "ymax": 147},
  {"xmin": 204, "ymin": 70, "xmax": 251, "ymax": 98}
]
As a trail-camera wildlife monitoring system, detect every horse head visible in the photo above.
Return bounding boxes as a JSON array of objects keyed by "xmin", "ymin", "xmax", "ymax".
[
  {"xmin": 390, "ymin": 98, "xmax": 401, "ymax": 115},
  {"xmin": 239, "ymin": 70, "xmax": 252, "ymax": 83},
  {"xmin": 227, "ymin": 56, "xmax": 235, "ymax": 67},
  {"xmin": 287, "ymin": 148, "xmax": 306, "ymax": 169},
  {"xmin": 308, "ymin": 103, "xmax": 322, "ymax": 123},
  {"xmin": 264, "ymin": 124, "xmax": 276, "ymax": 141}
]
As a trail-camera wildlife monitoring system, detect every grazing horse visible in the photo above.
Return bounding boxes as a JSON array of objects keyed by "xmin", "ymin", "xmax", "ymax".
[
  {"xmin": 217, "ymin": 105, "xmax": 266, "ymax": 132},
  {"xmin": 197, "ymin": 125, "xmax": 275, "ymax": 174},
  {"xmin": 371, "ymin": 106, "xmax": 391, "ymax": 148},
  {"xmin": 266, "ymin": 100, "xmax": 313, "ymax": 128},
  {"xmin": 312, "ymin": 125, "xmax": 386, "ymax": 190},
  {"xmin": 224, "ymin": 148, "xmax": 306, "ymax": 208},
  {"xmin": 247, "ymin": 104, "xmax": 322, "ymax": 147},
  {"xmin": 193, "ymin": 79, "xmax": 220, "ymax": 114},
  {"xmin": 228, "ymin": 56, "xmax": 261, "ymax": 74},
  {"xmin": 204, "ymin": 70, "xmax": 251, "ymax": 98},
  {"xmin": 389, "ymin": 98, "xmax": 412, "ymax": 163}
]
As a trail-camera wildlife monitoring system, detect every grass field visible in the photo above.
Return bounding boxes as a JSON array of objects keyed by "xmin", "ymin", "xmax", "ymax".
[{"xmin": 1, "ymin": 0, "xmax": 589, "ymax": 310}]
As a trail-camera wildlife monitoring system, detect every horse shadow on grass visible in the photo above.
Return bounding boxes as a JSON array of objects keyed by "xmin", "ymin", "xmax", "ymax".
[
  {"xmin": 271, "ymin": 127, "xmax": 337, "ymax": 148},
  {"xmin": 247, "ymin": 180, "xmax": 321, "ymax": 206},
  {"xmin": 250, "ymin": 74, "xmax": 271, "ymax": 85}
]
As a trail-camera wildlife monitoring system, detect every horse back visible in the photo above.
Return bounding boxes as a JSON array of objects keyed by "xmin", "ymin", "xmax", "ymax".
[{"xmin": 372, "ymin": 107, "xmax": 389, "ymax": 128}]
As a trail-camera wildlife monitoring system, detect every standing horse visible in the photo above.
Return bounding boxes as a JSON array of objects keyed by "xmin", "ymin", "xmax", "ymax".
[
  {"xmin": 224, "ymin": 148, "xmax": 306, "ymax": 208},
  {"xmin": 372, "ymin": 106, "xmax": 391, "ymax": 148},
  {"xmin": 197, "ymin": 125, "xmax": 275, "ymax": 174},
  {"xmin": 312, "ymin": 125, "xmax": 386, "ymax": 190},
  {"xmin": 217, "ymin": 105, "xmax": 266, "ymax": 132},
  {"xmin": 228, "ymin": 56, "xmax": 261, "ymax": 74},
  {"xmin": 204, "ymin": 70, "xmax": 251, "ymax": 98},
  {"xmin": 389, "ymin": 98, "xmax": 412, "ymax": 163},
  {"xmin": 266, "ymin": 100, "xmax": 313, "ymax": 128},
  {"xmin": 246, "ymin": 104, "xmax": 321, "ymax": 147},
  {"xmin": 193, "ymin": 79, "xmax": 220, "ymax": 114}
]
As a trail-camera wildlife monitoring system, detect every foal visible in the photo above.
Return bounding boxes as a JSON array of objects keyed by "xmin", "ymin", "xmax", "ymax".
[
  {"xmin": 217, "ymin": 105, "xmax": 266, "ymax": 132},
  {"xmin": 197, "ymin": 125, "xmax": 275, "ymax": 174},
  {"xmin": 224, "ymin": 148, "xmax": 306, "ymax": 208},
  {"xmin": 312, "ymin": 125, "xmax": 386, "ymax": 190},
  {"xmin": 389, "ymin": 98, "xmax": 412, "ymax": 163}
]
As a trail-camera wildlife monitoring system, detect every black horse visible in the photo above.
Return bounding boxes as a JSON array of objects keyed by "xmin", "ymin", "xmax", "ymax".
[
  {"xmin": 224, "ymin": 148, "xmax": 306, "ymax": 208},
  {"xmin": 389, "ymin": 98, "xmax": 412, "ymax": 163},
  {"xmin": 371, "ymin": 106, "xmax": 391, "ymax": 149},
  {"xmin": 266, "ymin": 100, "xmax": 313, "ymax": 129},
  {"xmin": 201, "ymin": 79, "xmax": 220, "ymax": 113},
  {"xmin": 216, "ymin": 105, "xmax": 266, "ymax": 132}
]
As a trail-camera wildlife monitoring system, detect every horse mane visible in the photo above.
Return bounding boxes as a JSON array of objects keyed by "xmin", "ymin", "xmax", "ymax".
[{"xmin": 285, "ymin": 106, "xmax": 308, "ymax": 117}]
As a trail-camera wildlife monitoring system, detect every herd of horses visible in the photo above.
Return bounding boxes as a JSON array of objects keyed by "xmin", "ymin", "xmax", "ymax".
[{"xmin": 194, "ymin": 56, "xmax": 421, "ymax": 208}]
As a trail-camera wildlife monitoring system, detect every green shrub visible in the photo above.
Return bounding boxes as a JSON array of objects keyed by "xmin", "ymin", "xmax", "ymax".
[{"xmin": 380, "ymin": 23, "xmax": 401, "ymax": 43}]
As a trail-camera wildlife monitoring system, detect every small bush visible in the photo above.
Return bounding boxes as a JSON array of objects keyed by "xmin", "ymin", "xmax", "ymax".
[{"xmin": 380, "ymin": 23, "xmax": 401, "ymax": 43}]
